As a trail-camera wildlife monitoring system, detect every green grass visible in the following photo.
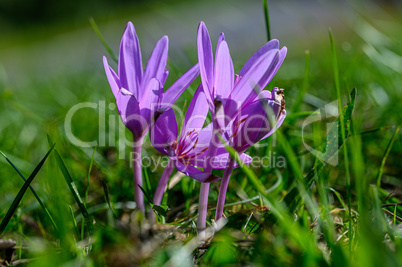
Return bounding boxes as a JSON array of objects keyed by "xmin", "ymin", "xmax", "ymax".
[{"xmin": 1, "ymin": 3, "xmax": 402, "ymax": 266}]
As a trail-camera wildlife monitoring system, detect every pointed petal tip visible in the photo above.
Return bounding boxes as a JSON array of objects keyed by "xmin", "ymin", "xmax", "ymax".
[
  {"xmin": 160, "ymin": 35, "xmax": 169, "ymax": 44},
  {"xmin": 126, "ymin": 21, "xmax": 134, "ymax": 29},
  {"xmin": 159, "ymin": 36, "xmax": 169, "ymax": 54},
  {"xmin": 219, "ymin": 32, "xmax": 225, "ymax": 40},
  {"xmin": 197, "ymin": 22, "xmax": 214, "ymax": 100},
  {"xmin": 268, "ymin": 39, "xmax": 280, "ymax": 47},
  {"xmin": 198, "ymin": 21, "xmax": 209, "ymax": 36},
  {"xmin": 122, "ymin": 21, "xmax": 138, "ymax": 44},
  {"xmin": 280, "ymin": 46, "xmax": 288, "ymax": 56},
  {"xmin": 123, "ymin": 22, "xmax": 136, "ymax": 36}
]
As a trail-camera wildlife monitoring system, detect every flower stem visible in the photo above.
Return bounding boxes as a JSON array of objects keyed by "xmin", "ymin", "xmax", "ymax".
[
  {"xmin": 215, "ymin": 158, "xmax": 235, "ymax": 222},
  {"xmin": 198, "ymin": 182, "xmax": 210, "ymax": 231},
  {"xmin": 133, "ymin": 138, "xmax": 145, "ymax": 213},
  {"xmin": 153, "ymin": 159, "xmax": 174, "ymax": 205},
  {"xmin": 149, "ymin": 159, "xmax": 174, "ymax": 224},
  {"xmin": 197, "ymin": 120, "xmax": 220, "ymax": 231}
]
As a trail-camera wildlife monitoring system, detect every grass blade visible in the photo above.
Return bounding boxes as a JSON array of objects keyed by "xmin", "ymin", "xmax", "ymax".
[
  {"xmin": 225, "ymin": 169, "xmax": 283, "ymax": 207},
  {"xmin": 329, "ymin": 29, "xmax": 352, "ymax": 251},
  {"xmin": 100, "ymin": 179, "xmax": 117, "ymax": 218},
  {"xmin": 292, "ymin": 50, "xmax": 310, "ymax": 113},
  {"xmin": 84, "ymin": 146, "xmax": 96, "ymax": 208},
  {"xmin": 143, "ymin": 166, "xmax": 152, "ymax": 192},
  {"xmin": 376, "ymin": 126, "xmax": 400, "ymax": 188},
  {"xmin": 216, "ymin": 135, "xmax": 323, "ymax": 257},
  {"xmin": 215, "ymin": 134, "xmax": 280, "ymax": 217},
  {"xmin": 47, "ymin": 135, "xmax": 90, "ymax": 227},
  {"xmin": 69, "ymin": 205, "xmax": 80, "ymax": 238},
  {"xmin": 0, "ymin": 151, "xmax": 58, "ymax": 231},
  {"xmin": 286, "ymin": 111, "xmax": 319, "ymax": 119},
  {"xmin": 319, "ymin": 88, "xmax": 356, "ymax": 164},
  {"xmin": 262, "ymin": 0, "xmax": 271, "ymax": 41},
  {"xmin": 89, "ymin": 17, "xmax": 118, "ymax": 64},
  {"xmin": 329, "ymin": 188, "xmax": 347, "ymax": 211},
  {"xmin": 283, "ymin": 88, "xmax": 357, "ymax": 213},
  {"xmin": 138, "ymin": 185, "xmax": 154, "ymax": 205},
  {"xmin": 0, "ymin": 144, "xmax": 55, "ymax": 234},
  {"xmin": 81, "ymin": 146, "xmax": 97, "ymax": 240}
]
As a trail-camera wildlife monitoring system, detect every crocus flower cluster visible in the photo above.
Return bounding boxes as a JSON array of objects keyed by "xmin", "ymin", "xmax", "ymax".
[{"xmin": 103, "ymin": 21, "xmax": 286, "ymax": 228}]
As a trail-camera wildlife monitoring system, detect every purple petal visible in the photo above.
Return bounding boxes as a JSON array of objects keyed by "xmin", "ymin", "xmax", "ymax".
[
  {"xmin": 116, "ymin": 88, "xmax": 138, "ymax": 121},
  {"xmin": 238, "ymin": 39, "xmax": 279, "ymax": 77},
  {"xmin": 215, "ymin": 33, "xmax": 225, "ymax": 59},
  {"xmin": 141, "ymin": 36, "xmax": 169, "ymax": 100},
  {"xmin": 197, "ymin": 21, "xmax": 214, "ymax": 109},
  {"xmin": 223, "ymin": 88, "xmax": 273, "ymax": 125},
  {"xmin": 233, "ymin": 98, "xmax": 284, "ymax": 153},
  {"xmin": 181, "ymin": 85, "xmax": 209, "ymax": 137},
  {"xmin": 222, "ymin": 98, "xmax": 240, "ymax": 127},
  {"xmin": 139, "ymin": 78, "xmax": 163, "ymax": 125},
  {"xmin": 150, "ymin": 108, "xmax": 178, "ymax": 155},
  {"xmin": 230, "ymin": 43, "xmax": 287, "ymax": 112},
  {"xmin": 254, "ymin": 46, "xmax": 287, "ymax": 91},
  {"xmin": 193, "ymin": 123, "xmax": 213, "ymax": 152},
  {"xmin": 175, "ymin": 161, "xmax": 220, "ymax": 183},
  {"xmin": 230, "ymin": 50, "xmax": 278, "ymax": 105},
  {"xmin": 237, "ymin": 153, "xmax": 252, "ymax": 166},
  {"xmin": 209, "ymin": 152, "xmax": 252, "ymax": 169},
  {"xmin": 256, "ymin": 90, "xmax": 272, "ymax": 100},
  {"xmin": 260, "ymin": 110, "xmax": 286, "ymax": 141},
  {"xmin": 161, "ymin": 69, "xmax": 169, "ymax": 85},
  {"xmin": 271, "ymin": 46, "xmax": 287, "ymax": 81},
  {"xmin": 236, "ymin": 111, "xmax": 268, "ymax": 152},
  {"xmin": 118, "ymin": 22, "xmax": 143, "ymax": 99},
  {"xmin": 161, "ymin": 63, "xmax": 199, "ymax": 108},
  {"xmin": 103, "ymin": 56, "xmax": 121, "ymax": 98},
  {"xmin": 214, "ymin": 33, "xmax": 225, "ymax": 77},
  {"xmin": 116, "ymin": 90, "xmax": 146, "ymax": 138},
  {"xmin": 214, "ymin": 40, "xmax": 234, "ymax": 99}
]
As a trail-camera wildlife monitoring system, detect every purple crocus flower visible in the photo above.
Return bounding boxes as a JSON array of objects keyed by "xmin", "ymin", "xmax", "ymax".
[
  {"xmin": 197, "ymin": 21, "xmax": 286, "ymax": 128},
  {"xmin": 214, "ymin": 87, "xmax": 286, "ymax": 221},
  {"xmin": 196, "ymin": 21, "xmax": 287, "ymax": 224},
  {"xmin": 103, "ymin": 22, "xmax": 199, "ymax": 213},
  {"xmin": 151, "ymin": 86, "xmax": 215, "ymax": 184},
  {"xmin": 150, "ymin": 86, "xmax": 252, "ymax": 207}
]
